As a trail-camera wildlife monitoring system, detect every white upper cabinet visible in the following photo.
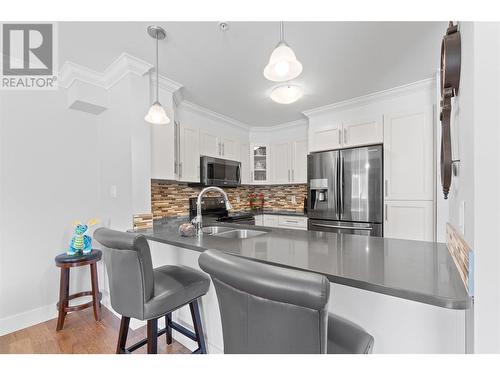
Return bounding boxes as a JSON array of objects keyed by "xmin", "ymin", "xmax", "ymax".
[
  {"xmin": 220, "ymin": 137, "xmax": 237, "ymax": 160},
  {"xmin": 309, "ymin": 121, "xmax": 342, "ymax": 152},
  {"xmin": 179, "ymin": 124, "xmax": 200, "ymax": 182},
  {"xmin": 199, "ymin": 131, "xmax": 220, "ymax": 158},
  {"xmin": 199, "ymin": 131, "xmax": 238, "ymax": 160},
  {"xmin": 240, "ymin": 143, "xmax": 251, "ymax": 184},
  {"xmin": 151, "ymin": 123, "xmax": 176, "ymax": 180},
  {"xmin": 271, "ymin": 142, "xmax": 291, "ymax": 184},
  {"xmin": 383, "ymin": 107, "xmax": 433, "ymax": 201},
  {"xmin": 308, "ymin": 115, "xmax": 382, "ymax": 152},
  {"xmin": 291, "ymin": 139, "xmax": 307, "ymax": 183},
  {"xmin": 251, "ymin": 145, "xmax": 270, "ymax": 184},
  {"xmin": 342, "ymin": 115, "xmax": 383, "ymax": 148}
]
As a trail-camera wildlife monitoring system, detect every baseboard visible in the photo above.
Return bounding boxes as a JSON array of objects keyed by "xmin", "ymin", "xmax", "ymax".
[{"xmin": 0, "ymin": 303, "xmax": 58, "ymax": 336}]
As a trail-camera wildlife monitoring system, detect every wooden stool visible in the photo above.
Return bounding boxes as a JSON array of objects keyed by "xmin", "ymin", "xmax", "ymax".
[{"xmin": 55, "ymin": 250, "xmax": 102, "ymax": 331}]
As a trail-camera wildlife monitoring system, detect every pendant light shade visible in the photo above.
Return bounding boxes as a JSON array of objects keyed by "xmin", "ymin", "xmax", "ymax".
[
  {"xmin": 144, "ymin": 101, "xmax": 170, "ymax": 124},
  {"xmin": 145, "ymin": 25, "xmax": 170, "ymax": 125},
  {"xmin": 264, "ymin": 22, "xmax": 303, "ymax": 82},
  {"xmin": 270, "ymin": 84, "xmax": 303, "ymax": 104}
]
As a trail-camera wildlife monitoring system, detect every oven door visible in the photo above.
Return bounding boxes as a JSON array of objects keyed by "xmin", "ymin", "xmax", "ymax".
[{"xmin": 201, "ymin": 156, "xmax": 241, "ymax": 187}]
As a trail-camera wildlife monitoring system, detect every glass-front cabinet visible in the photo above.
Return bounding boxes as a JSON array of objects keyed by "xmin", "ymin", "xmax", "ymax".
[{"xmin": 251, "ymin": 144, "xmax": 269, "ymax": 184}]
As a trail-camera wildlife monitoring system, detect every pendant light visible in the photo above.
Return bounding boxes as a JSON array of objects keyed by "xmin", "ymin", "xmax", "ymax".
[
  {"xmin": 270, "ymin": 83, "xmax": 303, "ymax": 104},
  {"xmin": 264, "ymin": 22, "xmax": 303, "ymax": 82},
  {"xmin": 145, "ymin": 25, "xmax": 170, "ymax": 125}
]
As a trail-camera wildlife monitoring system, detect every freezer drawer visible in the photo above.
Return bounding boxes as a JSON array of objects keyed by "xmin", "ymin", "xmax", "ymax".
[{"xmin": 308, "ymin": 219, "xmax": 383, "ymax": 237}]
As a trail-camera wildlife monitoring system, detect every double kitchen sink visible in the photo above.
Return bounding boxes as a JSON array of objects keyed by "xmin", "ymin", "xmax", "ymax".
[{"xmin": 202, "ymin": 226, "xmax": 267, "ymax": 239}]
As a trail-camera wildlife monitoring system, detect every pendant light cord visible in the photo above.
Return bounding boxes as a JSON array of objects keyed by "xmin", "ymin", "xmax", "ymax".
[
  {"xmin": 280, "ymin": 21, "xmax": 284, "ymax": 42},
  {"xmin": 155, "ymin": 32, "xmax": 159, "ymax": 103}
]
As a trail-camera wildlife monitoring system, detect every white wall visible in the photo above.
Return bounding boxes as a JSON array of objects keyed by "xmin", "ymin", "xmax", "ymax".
[
  {"xmin": 0, "ymin": 88, "xmax": 103, "ymax": 333},
  {"xmin": 446, "ymin": 22, "xmax": 500, "ymax": 353},
  {"xmin": 0, "ymin": 70, "xmax": 154, "ymax": 334}
]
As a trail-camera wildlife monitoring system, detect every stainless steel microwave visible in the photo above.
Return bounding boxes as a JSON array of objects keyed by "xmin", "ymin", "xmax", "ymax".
[{"xmin": 200, "ymin": 156, "xmax": 241, "ymax": 187}]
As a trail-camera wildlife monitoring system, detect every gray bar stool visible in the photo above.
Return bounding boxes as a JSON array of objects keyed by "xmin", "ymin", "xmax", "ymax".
[
  {"xmin": 94, "ymin": 228, "xmax": 210, "ymax": 354},
  {"xmin": 198, "ymin": 249, "xmax": 374, "ymax": 354}
]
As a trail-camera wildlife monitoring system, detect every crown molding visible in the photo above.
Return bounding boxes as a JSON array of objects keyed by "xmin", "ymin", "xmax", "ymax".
[
  {"xmin": 59, "ymin": 53, "xmax": 183, "ymax": 94},
  {"xmin": 178, "ymin": 100, "xmax": 250, "ymax": 131},
  {"xmin": 249, "ymin": 118, "xmax": 308, "ymax": 132},
  {"xmin": 302, "ymin": 77, "xmax": 435, "ymax": 117}
]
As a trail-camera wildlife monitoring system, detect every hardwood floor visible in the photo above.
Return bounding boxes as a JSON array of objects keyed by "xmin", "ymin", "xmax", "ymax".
[{"xmin": 0, "ymin": 306, "xmax": 191, "ymax": 354}]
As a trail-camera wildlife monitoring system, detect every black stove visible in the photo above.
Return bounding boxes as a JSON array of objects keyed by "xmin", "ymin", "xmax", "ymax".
[{"xmin": 188, "ymin": 197, "xmax": 255, "ymax": 225}]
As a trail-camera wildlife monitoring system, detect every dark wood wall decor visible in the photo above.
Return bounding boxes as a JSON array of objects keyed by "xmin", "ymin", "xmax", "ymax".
[{"xmin": 440, "ymin": 22, "xmax": 461, "ymax": 199}]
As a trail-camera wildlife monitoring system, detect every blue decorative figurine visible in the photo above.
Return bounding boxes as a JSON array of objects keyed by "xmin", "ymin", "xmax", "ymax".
[{"xmin": 68, "ymin": 218, "xmax": 98, "ymax": 255}]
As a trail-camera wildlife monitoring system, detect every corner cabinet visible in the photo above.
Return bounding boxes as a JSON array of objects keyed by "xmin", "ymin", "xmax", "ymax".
[{"xmin": 251, "ymin": 145, "xmax": 270, "ymax": 184}]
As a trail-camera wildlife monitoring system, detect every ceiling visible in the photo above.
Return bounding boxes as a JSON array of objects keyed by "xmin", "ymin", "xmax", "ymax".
[{"xmin": 59, "ymin": 21, "xmax": 447, "ymax": 127}]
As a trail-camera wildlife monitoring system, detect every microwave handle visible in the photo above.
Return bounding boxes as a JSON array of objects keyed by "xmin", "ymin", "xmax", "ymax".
[{"xmin": 236, "ymin": 164, "xmax": 241, "ymax": 184}]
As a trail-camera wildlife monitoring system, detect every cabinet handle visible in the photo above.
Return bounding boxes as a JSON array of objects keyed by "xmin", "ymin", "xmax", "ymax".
[
  {"xmin": 292, "ymin": 169, "xmax": 294, "ymax": 181},
  {"xmin": 338, "ymin": 129, "xmax": 342, "ymax": 145},
  {"xmin": 197, "ymin": 165, "xmax": 200, "ymax": 178},
  {"xmin": 344, "ymin": 128, "xmax": 348, "ymax": 144},
  {"xmin": 288, "ymin": 169, "xmax": 290, "ymax": 182},
  {"xmin": 285, "ymin": 220, "xmax": 299, "ymax": 223},
  {"xmin": 385, "ymin": 204, "xmax": 388, "ymax": 221},
  {"xmin": 222, "ymin": 143, "xmax": 225, "ymax": 156},
  {"xmin": 179, "ymin": 162, "xmax": 183, "ymax": 178},
  {"xmin": 385, "ymin": 180, "xmax": 388, "ymax": 197},
  {"xmin": 218, "ymin": 142, "xmax": 221, "ymax": 156}
]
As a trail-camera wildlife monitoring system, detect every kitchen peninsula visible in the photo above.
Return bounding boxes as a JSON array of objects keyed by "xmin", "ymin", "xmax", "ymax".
[{"xmin": 134, "ymin": 218, "xmax": 470, "ymax": 354}]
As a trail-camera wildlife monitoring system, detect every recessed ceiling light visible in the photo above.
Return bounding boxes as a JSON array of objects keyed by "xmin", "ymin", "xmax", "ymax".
[
  {"xmin": 270, "ymin": 84, "xmax": 303, "ymax": 104},
  {"xmin": 219, "ymin": 22, "xmax": 229, "ymax": 32}
]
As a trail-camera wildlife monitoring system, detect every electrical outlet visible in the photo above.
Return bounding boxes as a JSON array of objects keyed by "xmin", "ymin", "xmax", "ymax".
[
  {"xmin": 110, "ymin": 185, "xmax": 117, "ymax": 199},
  {"xmin": 291, "ymin": 195, "xmax": 296, "ymax": 204},
  {"xmin": 236, "ymin": 195, "xmax": 240, "ymax": 203}
]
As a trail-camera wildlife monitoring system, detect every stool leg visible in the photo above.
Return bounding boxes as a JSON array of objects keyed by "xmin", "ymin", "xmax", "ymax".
[
  {"xmin": 90, "ymin": 262, "xmax": 101, "ymax": 322},
  {"xmin": 165, "ymin": 313, "xmax": 173, "ymax": 345},
  {"xmin": 116, "ymin": 316, "xmax": 130, "ymax": 354},
  {"xmin": 56, "ymin": 268, "xmax": 70, "ymax": 331},
  {"xmin": 190, "ymin": 300, "xmax": 207, "ymax": 354},
  {"xmin": 147, "ymin": 319, "xmax": 158, "ymax": 354}
]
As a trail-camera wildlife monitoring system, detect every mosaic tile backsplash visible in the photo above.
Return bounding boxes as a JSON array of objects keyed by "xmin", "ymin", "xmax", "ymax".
[{"xmin": 151, "ymin": 180, "xmax": 307, "ymax": 219}]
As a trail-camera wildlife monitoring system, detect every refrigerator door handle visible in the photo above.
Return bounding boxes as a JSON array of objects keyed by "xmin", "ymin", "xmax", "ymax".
[
  {"xmin": 311, "ymin": 223, "xmax": 373, "ymax": 231},
  {"xmin": 339, "ymin": 156, "xmax": 344, "ymax": 216}
]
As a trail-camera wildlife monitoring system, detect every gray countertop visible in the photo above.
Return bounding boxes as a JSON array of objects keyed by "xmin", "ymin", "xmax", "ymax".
[{"xmin": 134, "ymin": 218, "xmax": 470, "ymax": 310}]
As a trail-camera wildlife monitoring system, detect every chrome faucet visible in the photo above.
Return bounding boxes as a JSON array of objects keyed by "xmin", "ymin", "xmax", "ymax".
[{"xmin": 192, "ymin": 186, "xmax": 233, "ymax": 235}]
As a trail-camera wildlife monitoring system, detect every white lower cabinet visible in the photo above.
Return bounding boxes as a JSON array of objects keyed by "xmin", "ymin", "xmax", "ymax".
[
  {"xmin": 384, "ymin": 200, "xmax": 434, "ymax": 241},
  {"xmin": 257, "ymin": 214, "xmax": 307, "ymax": 230}
]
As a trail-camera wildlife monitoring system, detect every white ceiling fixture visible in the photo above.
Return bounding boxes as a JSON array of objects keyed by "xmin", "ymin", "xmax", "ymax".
[
  {"xmin": 264, "ymin": 21, "xmax": 303, "ymax": 82},
  {"xmin": 144, "ymin": 25, "xmax": 170, "ymax": 125},
  {"xmin": 270, "ymin": 84, "xmax": 303, "ymax": 104}
]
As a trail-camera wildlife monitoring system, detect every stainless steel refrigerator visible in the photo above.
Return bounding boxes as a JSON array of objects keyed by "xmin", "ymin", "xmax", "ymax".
[{"xmin": 307, "ymin": 145, "xmax": 383, "ymax": 236}]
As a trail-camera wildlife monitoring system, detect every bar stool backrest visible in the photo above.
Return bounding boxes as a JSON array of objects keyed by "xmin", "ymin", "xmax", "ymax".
[
  {"xmin": 198, "ymin": 249, "xmax": 330, "ymax": 353},
  {"xmin": 94, "ymin": 228, "xmax": 154, "ymax": 320}
]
